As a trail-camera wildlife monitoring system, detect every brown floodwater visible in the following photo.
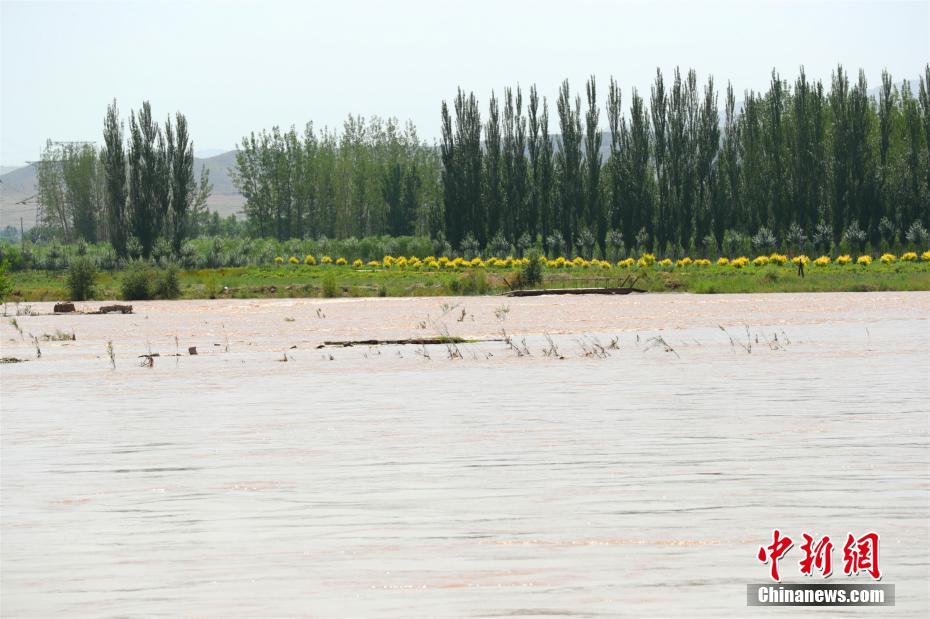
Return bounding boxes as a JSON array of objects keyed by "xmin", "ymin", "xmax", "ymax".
[{"xmin": 1, "ymin": 292, "xmax": 928, "ymax": 617}]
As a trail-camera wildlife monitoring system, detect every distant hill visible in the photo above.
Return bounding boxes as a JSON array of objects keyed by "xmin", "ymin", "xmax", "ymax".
[{"xmin": 0, "ymin": 151, "xmax": 244, "ymax": 230}]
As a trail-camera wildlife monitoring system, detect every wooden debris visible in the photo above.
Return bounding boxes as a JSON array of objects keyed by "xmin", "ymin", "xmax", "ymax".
[
  {"xmin": 188, "ymin": 346, "xmax": 198, "ymax": 355},
  {"xmin": 98, "ymin": 304, "xmax": 133, "ymax": 314},
  {"xmin": 315, "ymin": 336, "xmax": 502, "ymax": 349},
  {"xmin": 53, "ymin": 302, "xmax": 75, "ymax": 313},
  {"xmin": 504, "ymin": 287, "xmax": 646, "ymax": 297}
]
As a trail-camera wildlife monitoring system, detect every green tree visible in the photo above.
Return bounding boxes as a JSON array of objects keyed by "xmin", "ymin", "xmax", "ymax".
[{"xmin": 102, "ymin": 99, "xmax": 128, "ymax": 256}]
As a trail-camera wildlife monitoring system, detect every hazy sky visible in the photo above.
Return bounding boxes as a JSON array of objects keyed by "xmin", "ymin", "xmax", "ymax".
[{"xmin": 1, "ymin": 0, "xmax": 928, "ymax": 165}]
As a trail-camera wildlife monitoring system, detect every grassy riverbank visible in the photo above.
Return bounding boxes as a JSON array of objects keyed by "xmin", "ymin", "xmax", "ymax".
[{"xmin": 5, "ymin": 260, "xmax": 930, "ymax": 302}]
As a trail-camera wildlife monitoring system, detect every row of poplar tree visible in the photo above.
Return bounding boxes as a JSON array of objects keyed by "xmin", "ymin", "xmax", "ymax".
[
  {"xmin": 36, "ymin": 100, "xmax": 212, "ymax": 258},
  {"xmin": 230, "ymin": 117, "xmax": 443, "ymax": 240},
  {"xmin": 440, "ymin": 65, "xmax": 930, "ymax": 257}
]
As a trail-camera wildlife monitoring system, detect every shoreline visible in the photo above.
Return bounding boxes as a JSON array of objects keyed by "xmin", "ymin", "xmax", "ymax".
[{"xmin": 6, "ymin": 261, "xmax": 930, "ymax": 302}]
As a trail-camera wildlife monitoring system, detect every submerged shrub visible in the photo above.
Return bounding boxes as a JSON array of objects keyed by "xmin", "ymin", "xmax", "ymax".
[
  {"xmin": 121, "ymin": 261, "xmax": 154, "ymax": 300},
  {"xmin": 154, "ymin": 264, "xmax": 181, "ymax": 299},
  {"xmin": 321, "ymin": 271, "xmax": 338, "ymax": 298},
  {"xmin": 0, "ymin": 260, "xmax": 13, "ymax": 303},
  {"xmin": 66, "ymin": 256, "xmax": 97, "ymax": 301}
]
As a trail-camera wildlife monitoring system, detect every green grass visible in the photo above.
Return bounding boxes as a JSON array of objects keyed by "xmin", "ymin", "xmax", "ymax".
[{"xmin": 4, "ymin": 262, "xmax": 930, "ymax": 302}]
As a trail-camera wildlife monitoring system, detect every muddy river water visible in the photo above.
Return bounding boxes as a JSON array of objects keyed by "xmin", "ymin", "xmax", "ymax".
[{"xmin": 1, "ymin": 292, "xmax": 928, "ymax": 617}]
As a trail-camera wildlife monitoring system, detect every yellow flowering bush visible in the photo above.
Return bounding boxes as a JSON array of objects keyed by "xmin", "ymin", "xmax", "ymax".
[
  {"xmin": 395, "ymin": 256, "xmax": 408, "ymax": 268},
  {"xmin": 900, "ymin": 252, "xmax": 917, "ymax": 262},
  {"xmin": 791, "ymin": 255, "xmax": 810, "ymax": 265},
  {"xmin": 752, "ymin": 255, "xmax": 770, "ymax": 266},
  {"xmin": 731, "ymin": 256, "xmax": 749, "ymax": 268},
  {"xmin": 717, "ymin": 257, "xmax": 730, "ymax": 266},
  {"xmin": 438, "ymin": 256, "xmax": 450, "ymax": 266},
  {"xmin": 769, "ymin": 253, "xmax": 789, "ymax": 265},
  {"xmin": 813, "ymin": 255, "xmax": 831, "ymax": 267},
  {"xmin": 658, "ymin": 258, "xmax": 673, "ymax": 267},
  {"xmin": 274, "ymin": 256, "xmax": 284, "ymax": 264},
  {"xmin": 880, "ymin": 253, "xmax": 896, "ymax": 264},
  {"xmin": 336, "ymin": 257, "xmax": 347, "ymax": 266},
  {"xmin": 694, "ymin": 259, "xmax": 711, "ymax": 267},
  {"xmin": 321, "ymin": 255, "xmax": 333, "ymax": 264},
  {"xmin": 638, "ymin": 253, "xmax": 656, "ymax": 267},
  {"xmin": 857, "ymin": 255, "xmax": 872, "ymax": 266},
  {"xmin": 836, "ymin": 255, "xmax": 852, "ymax": 265},
  {"xmin": 922, "ymin": 250, "xmax": 930, "ymax": 261},
  {"xmin": 617, "ymin": 258, "xmax": 635, "ymax": 268},
  {"xmin": 303, "ymin": 254, "xmax": 316, "ymax": 265},
  {"xmin": 289, "ymin": 256, "xmax": 299, "ymax": 264},
  {"xmin": 677, "ymin": 257, "xmax": 693, "ymax": 267},
  {"xmin": 427, "ymin": 260, "xmax": 440, "ymax": 269},
  {"xmin": 367, "ymin": 260, "xmax": 381, "ymax": 267},
  {"xmin": 382, "ymin": 255, "xmax": 395, "ymax": 267}
]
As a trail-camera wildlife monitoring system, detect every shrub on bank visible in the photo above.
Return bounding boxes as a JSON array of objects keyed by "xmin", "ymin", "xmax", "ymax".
[
  {"xmin": 67, "ymin": 256, "xmax": 97, "ymax": 301},
  {"xmin": 121, "ymin": 261, "xmax": 153, "ymax": 300},
  {"xmin": 121, "ymin": 261, "xmax": 182, "ymax": 300}
]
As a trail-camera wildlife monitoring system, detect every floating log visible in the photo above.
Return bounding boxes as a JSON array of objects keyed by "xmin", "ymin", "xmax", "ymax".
[
  {"xmin": 188, "ymin": 346, "xmax": 198, "ymax": 355},
  {"xmin": 504, "ymin": 287, "xmax": 646, "ymax": 297},
  {"xmin": 54, "ymin": 302, "xmax": 75, "ymax": 313},
  {"xmin": 315, "ymin": 336, "xmax": 502, "ymax": 349},
  {"xmin": 98, "ymin": 304, "xmax": 133, "ymax": 314}
]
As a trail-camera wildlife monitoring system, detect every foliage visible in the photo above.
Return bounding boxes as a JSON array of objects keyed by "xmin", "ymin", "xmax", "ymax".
[
  {"xmin": 66, "ymin": 256, "xmax": 97, "ymax": 301},
  {"xmin": 519, "ymin": 249, "xmax": 544, "ymax": 288},
  {"xmin": 232, "ymin": 118, "xmax": 441, "ymax": 241},
  {"xmin": 0, "ymin": 260, "xmax": 13, "ymax": 303},
  {"xmin": 154, "ymin": 264, "xmax": 181, "ymax": 299},
  {"xmin": 321, "ymin": 271, "xmax": 338, "ymax": 298},
  {"xmin": 121, "ymin": 261, "xmax": 154, "ymax": 300}
]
